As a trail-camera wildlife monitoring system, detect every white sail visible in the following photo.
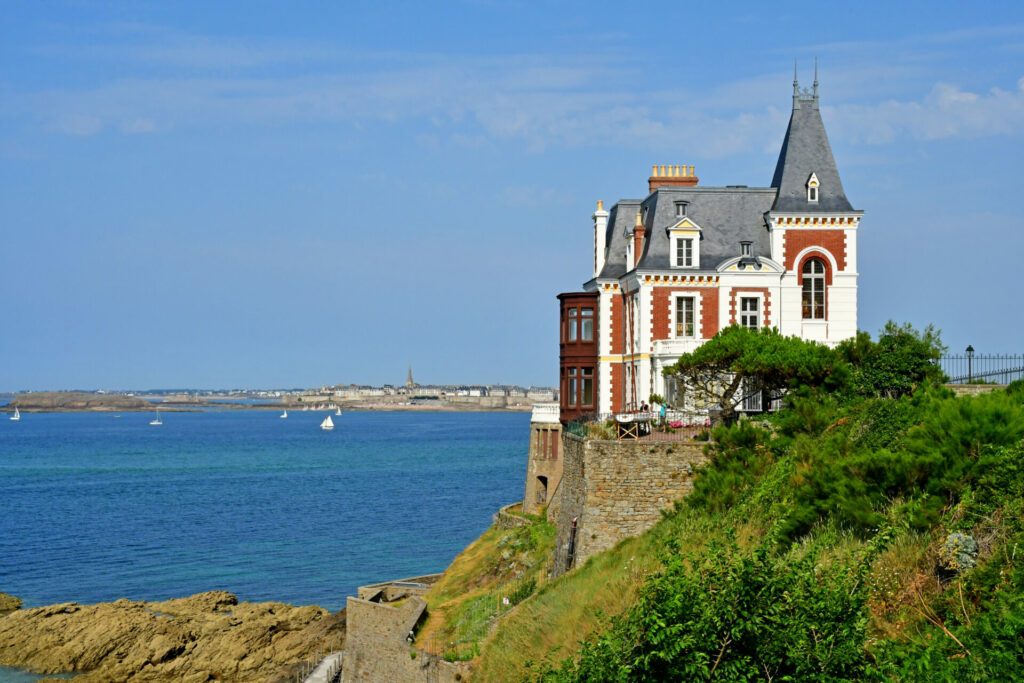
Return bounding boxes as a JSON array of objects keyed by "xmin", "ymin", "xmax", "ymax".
[
  {"xmin": 149, "ymin": 410, "xmax": 162, "ymax": 426},
  {"xmin": 10, "ymin": 407, "xmax": 20, "ymax": 421},
  {"xmin": 320, "ymin": 415, "xmax": 334, "ymax": 430},
  {"xmin": 335, "ymin": 407, "xmax": 342, "ymax": 416},
  {"xmin": 280, "ymin": 409, "xmax": 288, "ymax": 419}
]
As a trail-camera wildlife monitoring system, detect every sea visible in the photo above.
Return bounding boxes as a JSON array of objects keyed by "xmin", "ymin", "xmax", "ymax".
[{"xmin": 0, "ymin": 408, "xmax": 528, "ymax": 681}]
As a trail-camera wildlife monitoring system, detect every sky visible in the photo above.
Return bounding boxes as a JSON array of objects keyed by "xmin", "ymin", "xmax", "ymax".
[{"xmin": 2, "ymin": 1, "xmax": 1024, "ymax": 391}]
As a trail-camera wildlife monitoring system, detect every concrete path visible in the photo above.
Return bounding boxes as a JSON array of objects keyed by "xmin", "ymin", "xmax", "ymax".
[{"xmin": 302, "ymin": 651, "xmax": 343, "ymax": 683}]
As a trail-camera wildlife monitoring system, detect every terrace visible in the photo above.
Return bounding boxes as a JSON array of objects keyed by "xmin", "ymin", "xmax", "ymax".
[{"xmin": 565, "ymin": 409, "xmax": 711, "ymax": 442}]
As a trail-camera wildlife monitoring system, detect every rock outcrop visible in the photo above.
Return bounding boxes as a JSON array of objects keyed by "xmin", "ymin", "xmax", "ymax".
[
  {"xmin": 0, "ymin": 591, "xmax": 344, "ymax": 683},
  {"xmin": 6, "ymin": 391, "xmax": 153, "ymax": 412},
  {"xmin": 0, "ymin": 594, "xmax": 21, "ymax": 615}
]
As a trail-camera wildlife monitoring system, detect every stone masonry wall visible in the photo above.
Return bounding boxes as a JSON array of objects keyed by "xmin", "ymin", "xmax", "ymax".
[
  {"xmin": 342, "ymin": 597, "xmax": 468, "ymax": 683},
  {"xmin": 554, "ymin": 433, "xmax": 709, "ymax": 572}
]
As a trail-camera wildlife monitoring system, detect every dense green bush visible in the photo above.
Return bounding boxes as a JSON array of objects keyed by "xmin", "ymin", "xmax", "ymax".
[
  {"xmin": 685, "ymin": 422, "xmax": 777, "ymax": 513},
  {"xmin": 539, "ymin": 535, "xmax": 874, "ymax": 682},
  {"xmin": 838, "ymin": 322, "xmax": 946, "ymax": 399},
  {"xmin": 780, "ymin": 389, "xmax": 1024, "ymax": 539}
]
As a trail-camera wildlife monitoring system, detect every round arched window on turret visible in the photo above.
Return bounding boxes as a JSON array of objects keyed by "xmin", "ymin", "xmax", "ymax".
[{"xmin": 802, "ymin": 258, "xmax": 826, "ymax": 319}]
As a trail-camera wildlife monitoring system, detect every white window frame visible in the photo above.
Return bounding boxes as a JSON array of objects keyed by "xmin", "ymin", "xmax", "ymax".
[
  {"xmin": 738, "ymin": 294, "xmax": 762, "ymax": 330},
  {"xmin": 675, "ymin": 237, "xmax": 694, "ymax": 268},
  {"xmin": 671, "ymin": 234, "xmax": 699, "ymax": 268},
  {"xmin": 671, "ymin": 292, "xmax": 702, "ymax": 339},
  {"xmin": 801, "ymin": 259, "xmax": 827, "ymax": 320},
  {"xmin": 806, "ymin": 172, "xmax": 820, "ymax": 203},
  {"xmin": 675, "ymin": 201, "xmax": 687, "ymax": 218}
]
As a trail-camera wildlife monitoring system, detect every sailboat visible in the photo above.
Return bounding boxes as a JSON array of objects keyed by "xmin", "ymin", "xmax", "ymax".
[
  {"xmin": 10, "ymin": 407, "xmax": 20, "ymax": 421},
  {"xmin": 335, "ymin": 407, "xmax": 342, "ymax": 416},
  {"xmin": 280, "ymin": 409, "xmax": 288, "ymax": 419},
  {"xmin": 149, "ymin": 410, "xmax": 163, "ymax": 426},
  {"xmin": 320, "ymin": 415, "xmax": 334, "ymax": 431}
]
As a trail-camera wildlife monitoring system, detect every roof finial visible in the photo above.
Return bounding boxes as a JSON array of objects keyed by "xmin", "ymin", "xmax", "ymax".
[
  {"xmin": 813, "ymin": 56, "xmax": 819, "ymax": 101},
  {"xmin": 792, "ymin": 59, "xmax": 801, "ymax": 110}
]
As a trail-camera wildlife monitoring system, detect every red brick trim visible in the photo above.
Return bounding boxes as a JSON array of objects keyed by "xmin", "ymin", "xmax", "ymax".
[
  {"xmin": 650, "ymin": 287, "xmax": 720, "ymax": 341},
  {"xmin": 783, "ymin": 229, "xmax": 846, "ymax": 272},
  {"xmin": 729, "ymin": 288, "xmax": 772, "ymax": 327}
]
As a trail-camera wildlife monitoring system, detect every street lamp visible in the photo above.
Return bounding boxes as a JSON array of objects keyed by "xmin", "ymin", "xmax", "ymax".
[{"xmin": 966, "ymin": 345, "xmax": 975, "ymax": 383}]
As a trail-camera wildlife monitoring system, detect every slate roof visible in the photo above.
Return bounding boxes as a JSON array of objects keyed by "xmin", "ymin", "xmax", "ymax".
[
  {"xmin": 636, "ymin": 187, "xmax": 776, "ymax": 271},
  {"xmin": 597, "ymin": 199, "xmax": 642, "ymax": 279},
  {"xmin": 593, "ymin": 83, "xmax": 854, "ymax": 279},
  {"xmin": 770, "ymin": 95, "xmax": 854, "ymax": 212}
]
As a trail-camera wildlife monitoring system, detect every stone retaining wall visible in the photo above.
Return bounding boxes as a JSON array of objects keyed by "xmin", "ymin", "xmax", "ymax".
[
  {"xmin": 947, "ymin": 384, "xmax": 1006, "ymax": 397},
  {"xmin": 356, "ymin": 574, "xmax": 442, "ymax": 602},
  {"xmin": 493, "ymin": 502, "xmax": 531, "ymax": 530},
  {"xmin": 342, "ymin": 596, "xmax": 468, "ymax": 682},
  {"xmin": 554, "ymin": 434, "xmax": 709, "ymax": 573}
]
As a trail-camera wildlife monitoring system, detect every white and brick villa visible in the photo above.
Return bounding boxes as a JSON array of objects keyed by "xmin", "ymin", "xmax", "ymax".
[{"xmin": 558, "ymin": 72, "xmax": 862, "ymax": 421}]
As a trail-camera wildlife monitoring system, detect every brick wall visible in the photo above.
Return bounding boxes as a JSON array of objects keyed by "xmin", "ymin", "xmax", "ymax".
[
  {"xmin": 609, "ymin": 294, "xmax": 624, "ymax": 355},
  {"xmin": 650, "ymin": 287, "xmax": 720, "ymax": 340},
  {"xmin": 783, "ymin": 229, "xmax": 846, "ymax": 271},
  {"xmin": 553, "ymin": 433, "xmax": 709, "ymax": 572}
]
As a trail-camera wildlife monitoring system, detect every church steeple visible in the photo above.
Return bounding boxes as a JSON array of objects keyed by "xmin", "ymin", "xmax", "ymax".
[{"xmin": 771, "ymin": 65, "xmax": 853, "ymax": 212}]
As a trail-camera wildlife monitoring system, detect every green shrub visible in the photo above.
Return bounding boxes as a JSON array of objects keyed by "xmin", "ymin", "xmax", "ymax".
[
  {"xmin": 538, "ymin": 535, "xmax": 875, "ymax": 682},
  {"xmin": 781, "ymin": 389, "xmax": 1024, "ymax": 540},
  {"xmin": 685, "ymin": 422, "xmax": 776, "ymax": 513}
]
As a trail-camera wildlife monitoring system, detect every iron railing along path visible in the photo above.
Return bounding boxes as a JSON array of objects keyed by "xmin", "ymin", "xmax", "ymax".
[{"xmin": 939, "ymin": 353, "xmax": 1024, "ymax": 384}]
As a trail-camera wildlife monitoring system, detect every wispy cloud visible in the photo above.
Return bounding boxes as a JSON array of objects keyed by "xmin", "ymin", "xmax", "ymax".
[
  {"xmin": 11, "ymin": 23, "xmax": 1024, "ymax": 156},
  {"xmin": 828, "ymin": 79, "xmax": 1024, "ymax": 144}
]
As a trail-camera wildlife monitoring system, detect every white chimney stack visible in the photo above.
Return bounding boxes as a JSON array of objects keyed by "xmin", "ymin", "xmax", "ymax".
[{"xmin": 593, "ymin": 199, "xmax": 609, "ymax": 278}]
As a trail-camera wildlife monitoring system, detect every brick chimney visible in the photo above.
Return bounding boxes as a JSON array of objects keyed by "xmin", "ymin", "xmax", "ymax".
[
  {"xmin": 648, "ymin": 164, "xmax": 699, "ymax": 193},
  {"xmin": 633, "ymin": 210, "xmax": 646, "ymax": 269}
]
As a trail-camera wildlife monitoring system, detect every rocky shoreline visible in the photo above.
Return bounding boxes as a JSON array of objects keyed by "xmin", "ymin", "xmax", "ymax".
[{"xmin": 0, "ymin": 591, "xmax": 344, "ymax": 683}]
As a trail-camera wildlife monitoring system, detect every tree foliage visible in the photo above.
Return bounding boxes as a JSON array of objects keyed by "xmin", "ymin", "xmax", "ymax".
[
  {"xmin": 664, "ymin": 326, "xmax": 846, "ymax": 423},
  {"xmin": 838, "ymin": 322, "xmax": 947, "ymax": 398}
]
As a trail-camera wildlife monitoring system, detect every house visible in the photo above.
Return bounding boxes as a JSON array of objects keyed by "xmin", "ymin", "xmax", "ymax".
[{"xmin": 559, "ymin": 73, "xmax": 862, "ymax": 421}]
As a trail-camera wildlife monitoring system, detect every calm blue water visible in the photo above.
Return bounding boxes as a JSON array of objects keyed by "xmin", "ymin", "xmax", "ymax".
[{"xmin": 0, "ymin": 411, "xmax": 527, "ymax": 614}]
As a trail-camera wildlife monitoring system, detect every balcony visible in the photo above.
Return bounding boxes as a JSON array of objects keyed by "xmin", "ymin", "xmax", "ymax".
[
  {"xmin": 531, "ymin": 402, "xmax": 561, "ymax": 424},
  {"xmin": 652, "ymin": 337, "xmax": 706, "ymax": 358}
]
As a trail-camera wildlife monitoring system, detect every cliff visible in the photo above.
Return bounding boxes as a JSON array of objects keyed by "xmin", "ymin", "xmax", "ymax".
[{"xmin": 0, "ymin": 591, "xmax": 344, "ymax": 682}]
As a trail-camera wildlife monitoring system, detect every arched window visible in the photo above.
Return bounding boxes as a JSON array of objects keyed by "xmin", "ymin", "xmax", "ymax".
[{"xmin": 802, "ymin": 258, "xmax": 826, "ymax": 319}]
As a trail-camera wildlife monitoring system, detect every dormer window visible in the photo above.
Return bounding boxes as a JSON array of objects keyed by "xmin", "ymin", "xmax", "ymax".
[
  {"xmin": 807, "ymin": 173, "xmax": 820, "ymax": 203},
  {"xmin": 675, "ymin": 201, "xmax": 688, "ymax": 218},
  {"xmin": 676, "ymin": 238, "xmax": 694, "ymax": 267}
]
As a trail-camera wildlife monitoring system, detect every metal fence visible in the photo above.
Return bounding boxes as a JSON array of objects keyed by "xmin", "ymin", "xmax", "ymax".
[
  {"xmin": 292, "ymin": 635, "xmax": 344, "ymax": 683},
  {"xmin": 939, "ymin": 353, "xmax": 1024, "ymax": 384},
  {"xmin": 565, "ymin": 410, "xmax": 712, "ymax": 442}
]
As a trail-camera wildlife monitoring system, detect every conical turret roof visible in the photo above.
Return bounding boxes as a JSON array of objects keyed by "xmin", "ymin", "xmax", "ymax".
[{"xmin": 770, "ymin": 79, "xmax": 854, "ymax": 213}]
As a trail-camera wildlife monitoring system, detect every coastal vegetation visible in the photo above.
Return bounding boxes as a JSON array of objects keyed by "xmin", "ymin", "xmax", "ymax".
[
  {"xmin": 470, "ymin": 323, "xmax": 1024, "ymax": 681},
  {"xmin": 417, "ymin": 506, "xmax": 556, "ymax": 662}
]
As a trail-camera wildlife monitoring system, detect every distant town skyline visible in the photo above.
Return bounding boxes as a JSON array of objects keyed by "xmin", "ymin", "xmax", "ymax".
[{"xmin": 3, "ymin": 2, "xmax": 1024, "ymax": 391}]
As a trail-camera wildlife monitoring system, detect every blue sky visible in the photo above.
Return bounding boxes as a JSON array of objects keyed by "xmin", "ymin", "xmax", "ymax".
[{"xmin": 2, "ymin": 1, "xmax": 1023, "ymax": 390}]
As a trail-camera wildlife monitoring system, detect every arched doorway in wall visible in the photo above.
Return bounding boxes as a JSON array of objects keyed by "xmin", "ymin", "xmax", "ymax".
[{"xmin": 536, "ymin": 476, "xmax": 549, "ymax": 504}]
